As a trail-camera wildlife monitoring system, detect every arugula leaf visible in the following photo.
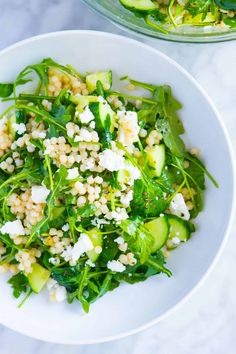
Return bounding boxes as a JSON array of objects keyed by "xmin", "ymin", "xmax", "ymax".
[
  {"xmin": 52, "ymin": 266, "xmax": 81, "ymax": 292},
  {"xmin": 185, "ymin": 153, "xmax": 218, "ymax": 188},
  {"xmin": 7, "ymin": 272, "xmax": 29, "ymax": 298},
  {"xmin": 77, "ymin": 204, "xmax": 96, "ymax": 218},
  {"xmin": 156, "ymin": 117, "xmax": 185, "ymax": 157},
  {"xmin": 0, "ymin": 83, "xmax": 13, "ymax": 98},
  {"xmin": 131, "ymin": 179, "xmax": 166, "ymax": 217},
  {"xmin": 146, "ymin": 253, "xmax": 172, "ymax": 277},
  {"xmin": 0, "ymin": 232, "xmax": 18, "ymax": 249},
  {"xmin": 185, "ymin": 157, "xmax": 205, "ymax": 190},
  {"xmin": 101, "ymin": 114, "xmax": 114, "ymax": 149},
  {"xmin": 120, "ymin": 218, "xmax": 154, "ymax": 263}
]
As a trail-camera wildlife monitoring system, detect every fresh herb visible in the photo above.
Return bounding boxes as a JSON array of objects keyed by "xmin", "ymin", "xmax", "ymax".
[{"xmin": 8, "ymin": 272, "xmax": 29, "ymax": 299}]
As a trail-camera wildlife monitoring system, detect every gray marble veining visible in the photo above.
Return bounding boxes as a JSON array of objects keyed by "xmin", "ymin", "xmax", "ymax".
[{"xmin": 0, "ymin": 1, "xmax": 236, "ymax": 353}]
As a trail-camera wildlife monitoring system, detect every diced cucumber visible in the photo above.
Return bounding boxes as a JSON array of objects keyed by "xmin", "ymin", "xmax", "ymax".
[
  {"xmin": 119, "ymin": 0, "xmax": 157, "ymax": 12},
  {"xmin": 146, "ymin": 144, "xmax": 165, "ymax": 177},
  {"xmin": 89, "ymin": 101, "xmax": 115, "ymax": 132},
  {"xmin": 167, "ymin": 215, "xmax": 190, "ymax": 250},
  {"xmin": 7, "ymin": 114, "xmax": 16, "ymax": 140},
  {"xmin": 144, "ymin": 215, "xmax": 169, "ymax": 253},
  {"xmin": 86, "ymin": 71, "xmax": 112, "ymax": 93},
  {"xmin": 70, "ymin": 95, "xmax": 99, "ymax": 113},
  {"xmin": 28, "ymin": 263, "xmax": 51, "ymax": 294},
  {"xmin": 86, "ymin": 228, "xmax": 103, "ymax": 262}
]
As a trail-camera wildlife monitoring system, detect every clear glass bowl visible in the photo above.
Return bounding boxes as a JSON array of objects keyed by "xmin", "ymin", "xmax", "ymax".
[{"xmin": 83, "ymin": 0, "xmax": 236, "ymax": 43}]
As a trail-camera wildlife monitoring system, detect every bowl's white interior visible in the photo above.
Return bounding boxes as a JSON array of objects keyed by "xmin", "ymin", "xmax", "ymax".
[{"xmin": 0, "ymin": 31, "xmax": 234, "ymax": 344}]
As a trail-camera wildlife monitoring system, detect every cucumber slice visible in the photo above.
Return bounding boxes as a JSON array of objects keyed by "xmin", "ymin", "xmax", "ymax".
[
  {"xmin": 7, "ymin": 114, "xmax": 16, "ymax": 140},
  {"xmin": 70, "ymin": 95, "xmax": 99, "ymax": 113},
  {"xmin": 90, "ymin": 101, "xmax": 115, "ymax": 132},
  {"xmin": 28, "ymin": 263, "xmax": 51, "ymax": 294},
  {"xmin": 146, "ymin": 144, "xmax": 165, "ymax": 177},
  {"xmin": 144, "ymin": 216, "xmax": 169, "ymax": 253},
  {"xmin": 167, "ymin": 215, "xmax": 190, "ymax": 250},
  {"xmin": 119, "ymin": 0, "xmax": 157, "ymax": 12},
  {"xmin": 86, "ymin": 71, "xmax": 112, "ymax": 93},
  {"xmin": 86, "ymin": 228, "xmax": 103, "ymax": 262}
]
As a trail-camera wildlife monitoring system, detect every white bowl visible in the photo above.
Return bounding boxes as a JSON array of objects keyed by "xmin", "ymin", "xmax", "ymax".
[{"xmin": 0, "ymin": 31, "xmax": 234, "ymax": 344}]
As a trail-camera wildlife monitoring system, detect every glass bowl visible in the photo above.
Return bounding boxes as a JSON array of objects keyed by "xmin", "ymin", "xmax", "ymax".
[{"xmin": 83, "ymin": 0, "xmax": 236, "ymax": 43}]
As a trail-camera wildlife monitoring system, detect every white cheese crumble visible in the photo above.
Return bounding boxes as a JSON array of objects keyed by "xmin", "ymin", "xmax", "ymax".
[
  {"xmin": 62, "ymin": 223, "xmax": 69, "ymax": 232},
  {"xmin": 66, "ymin": 167, "xmax": 79, "ymax": 180},
  {"xmin": 120, "ymin": 190, "xmax": 133, "ymax": 206},
  {"xmin": 117, "ymin": 110, "xmax": 140, "ymax": 146},
  {"xmin": 12, "ymin": 123, "xmax": 26, "ymax": 135},
  {"xmin": 172, "ymin": 237, "xmax": 181, "ymax": 245},
  {"xmin": 47, "ymin": 278, "xmax": 67, "ymax": 302},
  {"xmin": 48, "ymin": 257, "xmax": 60, "ymax": 265},
  {"xmin": 98, "ymin": 149, "xmax": 125, "ymax": 172},
  {"xmin": 107, "ymin": 260, "xmax": 126, "ymax": 272},
  {"xmin": 31, "ymin": 185, "xmax": 50, "ymax": 204},
  {"xmin": 79, "ymin": 106, "xmax": 95, "ymax": 124},
  {"xmin": 0, "ymin": 220, "xmax": 25, "ymax": 236},
  {"xmin": 85, "ymin": 259, "xmax": 95, "ymax": 267},
  {"xmin": 71, "ymin": 233, "xmax": 93, "ymax": 262},
  {"xmin": 169, "ymin": 193, "xmax": 190, "ymax": 220},
  {"xmin": 114, "ymin": 236, "xmax": 125, "ymax": 245}
]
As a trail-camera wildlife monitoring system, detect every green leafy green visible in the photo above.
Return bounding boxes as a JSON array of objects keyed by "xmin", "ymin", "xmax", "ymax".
[
  {"xmin": 7, "ymin": 272, "xmax": 29, "ymax": 298},
  {"xmin": 0, "ymin": 57, "xmax": 217, "ymax": 312},
  {"xmin": 0, "ymin": 83, "xmax": 13, "ymax": 98}
]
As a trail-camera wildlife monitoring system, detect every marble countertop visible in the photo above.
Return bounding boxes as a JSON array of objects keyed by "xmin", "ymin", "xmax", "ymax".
[{"xmin": 1, "ymin": 1, "xmax": 236, "ymax": 353}]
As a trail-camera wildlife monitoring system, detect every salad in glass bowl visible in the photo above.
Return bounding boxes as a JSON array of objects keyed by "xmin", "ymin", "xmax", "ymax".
[
  {"xmin": 119, "ymin": 0, "xmax": 236, "ymax": 34},
  {"xmin": 83, "ymin": 0, "xmax": 236, "ymax": 42}
]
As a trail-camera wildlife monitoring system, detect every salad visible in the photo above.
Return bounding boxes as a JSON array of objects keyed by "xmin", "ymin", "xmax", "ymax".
[
  {"xmin": 119, "ymin": 0, "xmax": 236, "ymax": 34},
  {"xmin": 0, "ymin": 58, "xmax": 217, "ymax": 311}
]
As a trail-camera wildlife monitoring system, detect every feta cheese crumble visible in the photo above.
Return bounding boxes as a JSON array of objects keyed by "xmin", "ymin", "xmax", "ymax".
[
  {"xmin": 47, "ymin": 278, "xmax": 67, "ymax": 302},
  {"xmin": 79, "ymin": 106, "xmax": 95, "ymax": 124},
  {"xmin": 63, "ymin": 233, "xmax": 94, "ymax": 263},
  {"xmin": 114, "ymin": 236, "xmax": 125, "ymax": 245},
  {"xmin": 62, "ymin": 223, "xmax": 69, "ymax": 232},
  {"xmin": 31, "ymin": 185, "xmax": 50, "ymax": 204},
  {"xmin": 12, "ymin": 123, "xmax": 26, "ymax": 135},
  {"xmin": 98, "ymin": 149, "xmax": 125, "ymax": 172},
  {"xmin": 107, "ymin": 260, "xmax": 126, "ymax": 272},
  {"xmin": 0, "ymin": 220, "xmax": 25, "ymax": 236},
  {"xmin": 66, "ymin": 167, "xmax": 79, "ymax": 180},
  {"xmin": 169, "ymin": 193, "xmax": 190, "ymax": 220},
  {"xmin": 85, "ymin": 259, "xmax": 95, "ymax": 267}
]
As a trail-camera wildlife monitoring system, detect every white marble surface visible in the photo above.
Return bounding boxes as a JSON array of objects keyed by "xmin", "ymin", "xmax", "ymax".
[{"xmin": 1, "ymin": 0, "xmax": 236, "ymax": 353}]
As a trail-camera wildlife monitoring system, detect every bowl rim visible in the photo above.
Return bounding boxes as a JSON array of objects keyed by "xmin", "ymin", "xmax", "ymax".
[
  {"xmin": 82, "ymin": 0, "xmax": 236, "ymax": 44},
  {"xmin": 0, "ymin": 30, "xmax": 235, "ymax": 344}
]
